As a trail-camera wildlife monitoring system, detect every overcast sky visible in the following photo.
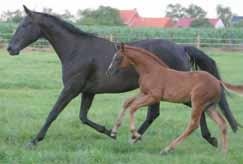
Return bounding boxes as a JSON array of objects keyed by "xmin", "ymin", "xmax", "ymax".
[{"xmin": 0, "ymin": 0, "xmax": 242, "ymax": 18}]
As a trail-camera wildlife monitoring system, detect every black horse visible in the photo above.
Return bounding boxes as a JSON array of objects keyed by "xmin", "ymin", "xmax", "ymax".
[{"xmin": 7, "ymin": 6, "xmax": 238, "ymax": 147}]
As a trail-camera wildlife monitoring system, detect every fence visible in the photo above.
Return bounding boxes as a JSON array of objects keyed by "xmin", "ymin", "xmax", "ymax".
[{"xmin": 1, "ymin": 32, "xmax": 243, "ymax": 50}]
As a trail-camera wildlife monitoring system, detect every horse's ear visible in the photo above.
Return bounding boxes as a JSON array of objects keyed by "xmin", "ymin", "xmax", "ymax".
[{"xmin": 23, "ymin": 5, "xmax": 33, "ymax": 17}]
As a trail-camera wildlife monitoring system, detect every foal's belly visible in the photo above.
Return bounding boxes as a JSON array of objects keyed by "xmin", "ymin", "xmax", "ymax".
[{"xmin": 161, "ymin": 86, "xmax": 191, "ymax": 103}]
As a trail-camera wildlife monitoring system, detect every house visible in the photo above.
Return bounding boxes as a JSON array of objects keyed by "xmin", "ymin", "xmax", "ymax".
[
  {"xmin": 119, "ymin": 9, "xmax": 140, "ymax": 27},
  {"xmin": 176, "ymin": 18, "xmax": 193, "ymax": 28},
  {"xmin": 231, "ymin": 16, "xmax": 243, "ymax": 24},
  {"xmin": 119, "ymin": 9, "xmax": 174, "ymax": 28},
  {"xmin": 176, "ymin": 18, "xmax": 225, "ymax": 28},
  {"xmin": 208, "ymin": 18, "xmax": 225, "ymax": 28}
]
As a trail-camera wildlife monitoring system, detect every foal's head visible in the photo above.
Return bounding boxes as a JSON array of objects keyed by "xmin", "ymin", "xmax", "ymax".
[{"xmin": 107, "ymin": 43, "xmax": 131, "ymax": 75}]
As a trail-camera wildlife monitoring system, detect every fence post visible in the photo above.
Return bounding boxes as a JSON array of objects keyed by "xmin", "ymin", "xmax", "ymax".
[
  {"xmin": 109, "ymin": 34, "xmax": 113, "ymax": 42},
  {"xmin": 170, "ymin": 33, "xmax": 174, "ymax": 42},
  {"xmin": 196, "ymin": 33, "xmax": 200, "ymax": 48}
]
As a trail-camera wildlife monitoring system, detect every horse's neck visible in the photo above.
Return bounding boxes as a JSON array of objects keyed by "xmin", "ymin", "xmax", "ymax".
[{"xmin": 40, "ymin": 22, "xmax": 78, "ymax": 63}]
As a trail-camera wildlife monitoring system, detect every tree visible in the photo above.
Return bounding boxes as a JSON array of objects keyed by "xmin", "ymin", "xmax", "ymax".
[
  {"xmin": 216, "ymin": 5, "xmax": 232, "ymax": 28},
  {"xmin": 60, "ymin": 10, "xmax": 74, "ymax": 22},
  {"xmin": 76, "ymin": 6, "xmax": 123, "ymax": 26},
  {"xmin": 165, "ymin": 3, "xmax": 186, "ymax": 21},
  {"xmin": 1, "ymin": 10, "xmax": 23, "ymax": 23},
  {"xmin": 191, "ymin": 19, "xmax": 212, "ymax": 28},
  {"xmin": 185, "ymin": 4, "xmax": 207, "ymax": 19},
  {"xmin": 42, "ymin": 7, "xmax": 54, "ymax": 14}
]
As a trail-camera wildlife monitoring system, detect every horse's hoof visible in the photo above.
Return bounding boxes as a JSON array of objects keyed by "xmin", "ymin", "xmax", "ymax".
[
  {"xmin": 110, "ymin": 132, "xmax": 117, "ymax": 140},
  {"xmin": 25, "ymin": 140, "xmax": 37, "ymax": 150},
  {"xmin": 160, "ymin": 148, "xmax": 174, "ymax": 156},
  {"xmin": 106, "ymin": 129, "xmax": 117, "ymax": 140},
  {"xmin": 209, "ymin": 137, "xmax": 218, "ymax": 148}
]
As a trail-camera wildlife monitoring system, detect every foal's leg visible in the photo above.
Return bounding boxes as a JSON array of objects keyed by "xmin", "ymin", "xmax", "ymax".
[
  {"xmin": 207, "ymin": 109, "xmax": 228, "ymax": 154},
  {"xmin": 185, "ymin": 102, "xmax": 218, "ymax": 147},
  {"xmin": 110, "ymin": 96, "xmax": 137, "ymax": 138},
  {"xmin": 160, "ymin": 104, "xmax": 203, "ymax": 155},
  {"xmin": 127, "ymin": 94, "xmax": 157, "ymax": 144}
]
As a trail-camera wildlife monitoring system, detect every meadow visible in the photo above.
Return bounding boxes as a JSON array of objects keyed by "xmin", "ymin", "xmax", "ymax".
[{"xmin": 0, "ymin": 49, "xmax": 243, "ymax": 164}]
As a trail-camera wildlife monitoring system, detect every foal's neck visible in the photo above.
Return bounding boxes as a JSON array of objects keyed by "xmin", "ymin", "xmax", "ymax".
[{"xmin": 126, "ymin": 49, "xmax": 167, "ymax": 75}]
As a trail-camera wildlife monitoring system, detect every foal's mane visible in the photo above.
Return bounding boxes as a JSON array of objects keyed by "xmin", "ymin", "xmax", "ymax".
[
  {"xmin": 34, "ymin": 11, "xmax": 97, "ymax": 37},
  {"xmin": 124, "ymin": 45, "xmax": 169, "ymax": 68}
]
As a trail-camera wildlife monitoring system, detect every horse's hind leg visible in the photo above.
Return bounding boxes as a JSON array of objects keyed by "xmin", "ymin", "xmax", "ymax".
[
  {"xmin": 207, "ymin": 108, "xmax": 228, "ymax": 154},
  {"xmin": 200, "ymin": 112, "xmax": 218, "ymax": 147},
  {"xmin": 160, "ymin": 103, "xmax": 203, "ymax": 155},
  {"xmin": 137, "ymin": 103, "xmax": 160, "ymax": 136},
  {"xmin": 110, "ymin": 96, "xmax": 137, "ymax": 137}
]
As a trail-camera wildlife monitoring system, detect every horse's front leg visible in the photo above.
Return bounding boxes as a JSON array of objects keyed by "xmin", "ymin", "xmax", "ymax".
[
  {"xmin": 79, "ymin": 92, "xmax": 113, "ymax": 138},
  {"xmin": 27, "ymin": 84, "xmax": 81, "ymax": 148}
]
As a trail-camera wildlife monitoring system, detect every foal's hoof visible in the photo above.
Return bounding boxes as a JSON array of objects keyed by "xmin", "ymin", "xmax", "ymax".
[
  {"xmin": 160, "ymin": 148, "xmax": 174, "ymax": 156},
  {"xmin": 209, "ymin": 137, "xmax": 218, "ymax": 148},
  {"xmin": 129, "ymin": 134, "xmax": 142, "ymax": 144},
  {"xmin": 25, "ymin": 140, "xmax": 37, "ymax": 150}
]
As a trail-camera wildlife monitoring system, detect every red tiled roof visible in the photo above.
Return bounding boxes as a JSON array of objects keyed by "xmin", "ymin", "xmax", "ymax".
[
  {"xmin": 208, "ymin": 18, "xmax": 220, "ymax": 26},
  {"xmin": 133, "ymin": 17, "xmax": 174, "ymax": 28},
  {"xmin": 119, "ymin": 9, "xmax": 174, "ymax": 28},
  {"xmin": 119, "ymin": 9, "xmax": 139, "ymax": 25},
  {"xmin": 176, "ymin": 18, "xmax": 193, "ymax": 28}
]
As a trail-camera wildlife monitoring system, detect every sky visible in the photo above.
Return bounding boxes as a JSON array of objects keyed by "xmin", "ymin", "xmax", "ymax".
[{"xmin": 0, "ymin": 0, "xmax": 242, "ymax": 18}]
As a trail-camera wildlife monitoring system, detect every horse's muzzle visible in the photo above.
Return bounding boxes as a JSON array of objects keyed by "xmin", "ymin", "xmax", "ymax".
[{"xmin": 7, "ymin": 45, "xmax": 20, "ymax": 56}]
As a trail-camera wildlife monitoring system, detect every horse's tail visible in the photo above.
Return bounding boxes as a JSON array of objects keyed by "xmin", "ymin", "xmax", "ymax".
[
  {"xmin": 185, "ymin": 46, "xmax": 239, "ymax": 132},
  {"xmin": 221, "ymin": 81, "xmax": 243, "ymax": 96}
]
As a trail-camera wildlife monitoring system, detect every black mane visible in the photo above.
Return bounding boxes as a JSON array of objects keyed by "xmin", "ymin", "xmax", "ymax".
[{"xmin": 35, "ymin": 11, "xmax": 96, "ymax": 37}]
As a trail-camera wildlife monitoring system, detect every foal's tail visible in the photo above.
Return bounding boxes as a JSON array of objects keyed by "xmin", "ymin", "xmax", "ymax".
[
  {"xmin": 185, "ymin": 46, "xmax": 239, "ymax": 132},
  {"xmin": 221, "ymin": 81, "xmax": 243, "ymax": 96}
]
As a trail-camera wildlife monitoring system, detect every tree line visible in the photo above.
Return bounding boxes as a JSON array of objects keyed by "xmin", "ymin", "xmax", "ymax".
[
  {"xmin": 0, "ymin": 4, "xmax": 242, "ymax": 28},
  {"xmin": 165, "ymin": 4, "xmax": 234, "ymax": 28}
]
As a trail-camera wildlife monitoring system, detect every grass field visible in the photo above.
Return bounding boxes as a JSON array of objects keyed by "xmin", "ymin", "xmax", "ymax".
[{"xmin": 0, "ymin": 49, "xmax": 243, "ymax": 164}]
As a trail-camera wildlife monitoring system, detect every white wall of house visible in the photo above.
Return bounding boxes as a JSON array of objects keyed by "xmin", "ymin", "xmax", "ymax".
[{"xmin": 214, "ymin": 20, "xmax": 225, "ymax": 29}]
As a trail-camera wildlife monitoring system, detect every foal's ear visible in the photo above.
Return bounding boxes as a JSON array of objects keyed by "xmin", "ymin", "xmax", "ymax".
[
  {"xmin": 23, "ymin": 5, "xmax": 33, "ymax": 17},
  {"xmin": 121, "ymin": 42, "xmax": 125, "ymax": 52}
]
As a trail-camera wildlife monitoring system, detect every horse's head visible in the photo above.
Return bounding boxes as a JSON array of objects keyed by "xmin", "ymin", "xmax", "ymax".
[
  {"xmin": 7, "ymin": 5, "xmax": 42, "ymax": 55},
  {"xmin": 106, "ymin": 43, "xmax": 131, "ymax": 76}
]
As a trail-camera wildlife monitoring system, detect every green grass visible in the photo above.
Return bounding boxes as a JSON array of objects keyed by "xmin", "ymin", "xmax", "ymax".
[{"xmin": 0, "ymin": 49, "xmax": 243, "ymax": 164}]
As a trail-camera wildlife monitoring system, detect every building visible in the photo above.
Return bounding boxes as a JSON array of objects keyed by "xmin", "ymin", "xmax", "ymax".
[
  {"xmin": 119, "ymin": 9, "xmax": 174, "ymax": 28},
  {"xmin": 208, "ymin": 18, "xmax": 225, "ymax": 28},
  {"xmin": 231, "ymin": 16, "xmax": 243, "ymax": 25},
  {"xmin": 176, "ymin": 18, "xmax": 225, "ymax": 28}
]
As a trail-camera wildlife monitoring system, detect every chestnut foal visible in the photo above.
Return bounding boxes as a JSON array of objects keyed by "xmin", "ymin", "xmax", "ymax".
[{"xmin": 107, "ymin": 43, "xmax": 243, "ymax": 155}]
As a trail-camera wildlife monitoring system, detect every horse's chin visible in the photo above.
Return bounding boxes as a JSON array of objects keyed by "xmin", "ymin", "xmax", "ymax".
[{"xmin": 8, "ymin": 50, "xmax": 20, "ymax": 56}]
